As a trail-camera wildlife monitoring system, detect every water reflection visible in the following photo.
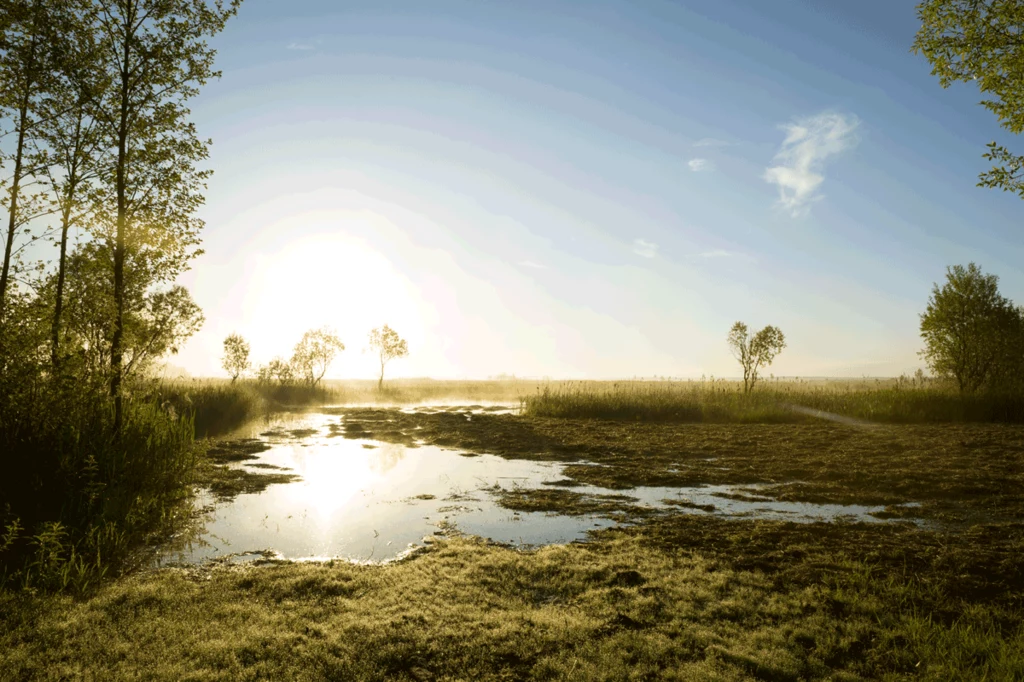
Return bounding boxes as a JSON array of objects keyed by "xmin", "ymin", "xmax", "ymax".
[{"xmin": 156, "ymin": 409, "xmax": 921, "ymax": 568}]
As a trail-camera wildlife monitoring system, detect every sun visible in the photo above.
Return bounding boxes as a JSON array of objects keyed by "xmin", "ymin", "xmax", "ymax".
[{"xmin": 234, "ymin": 214, "xmax": 425, "ymax": 377}]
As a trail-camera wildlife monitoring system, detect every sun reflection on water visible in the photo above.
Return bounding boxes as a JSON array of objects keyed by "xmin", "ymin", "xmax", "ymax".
[{"xmin": 277, "ymin": 440, "xmax": 409, "ymax": 520}]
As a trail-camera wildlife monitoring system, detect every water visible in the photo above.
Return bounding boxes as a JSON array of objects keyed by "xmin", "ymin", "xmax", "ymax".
[{"xmin": 155, "ymin": 409, "xmax": 914, "ymax": 567}]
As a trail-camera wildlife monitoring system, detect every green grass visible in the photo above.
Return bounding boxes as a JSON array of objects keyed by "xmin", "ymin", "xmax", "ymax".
[
  {"xmin": 3, "ymin": 392, "xmax": 1023, "ymax": 679},
  {"xmin": 1, "ymin": 524, "xmax": 1020, "ymax": 681},
  {"xmin": 521, "ymin": 379, "xmax": 1024, "ymax": 423}
]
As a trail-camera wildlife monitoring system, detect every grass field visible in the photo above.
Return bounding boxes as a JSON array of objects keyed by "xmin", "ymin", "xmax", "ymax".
[
  {"xmin": 520, "ymin": 378, "xmax": 1024, "ymax": 423},
  {"xmin": 2, "ymin": 378, "xmax": 1022, "ymax": 680}
]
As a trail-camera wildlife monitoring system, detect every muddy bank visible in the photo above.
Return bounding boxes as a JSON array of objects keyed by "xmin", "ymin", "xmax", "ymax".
[{"xmin": 332, "ymin": 407, "xmax": 1024, "ymax": 523}]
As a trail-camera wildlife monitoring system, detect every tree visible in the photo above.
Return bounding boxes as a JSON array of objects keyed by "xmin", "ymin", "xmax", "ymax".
[
  {"xmin": 221, "ymin": 333, "xmax": 249, "ymax": 382},
  {"xmin": 368, "ymin": 324, "xmax": 408, "ymax": 390},
  {"xmin": 91, "ymin": 0, "xmax": 241, "ymax": 431},
  {"xmin": 0, "ymin": 0, "xmax": 63, "ymax": 319},
  {"xmin": 256, "ymin": 357, "xmax": 294, "ymax": 386},
  {"xmin": 727, "ymin": 322, "xmax": 786, "ymax": 393},
  {"xmin": 291, "ymin": 327, "xmax": 344, "ymax": 387},
  {"xmin": 919, "ymin": 262, "xmax": 1019, "ymax": 393},
  {"xmin": 34, "ymin": 241, "xmax": 203, "ymax": 380},
  {"xmin": 913, "ymin": 1, "xmax": 1024, "ymax": 200},
  {"xmin": 34, "ymin": 0, "xmax": 106, "ymax": 368}
]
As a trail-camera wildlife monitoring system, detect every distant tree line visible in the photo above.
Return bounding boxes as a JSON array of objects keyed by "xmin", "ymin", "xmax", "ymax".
[{"xmin": 222, "ymin": 324, "xmax": 408, "ymax": 390}]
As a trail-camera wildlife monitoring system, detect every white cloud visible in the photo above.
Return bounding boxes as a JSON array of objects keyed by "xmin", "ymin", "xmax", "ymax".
[
  {"xmin": 518, "ymin": 260, "xmax": 545, "ymax": 269},
  {"xmin": 287, "ymin": 41, "xmax": 315, "ymax": 51},
  {"xmin": 632, "ymin": 239, "xmax": 658, "ymax": 258},
  {"xmin": 763, "ymin": 111, "xmax": 859, "ymax": 217},
  {"xmin": 688, "ymin": 158, "xmax": 710, "ymax": 172},
  {"xmin": 693, "ymin": 138, "xmax": 732, "ymax": 148}
]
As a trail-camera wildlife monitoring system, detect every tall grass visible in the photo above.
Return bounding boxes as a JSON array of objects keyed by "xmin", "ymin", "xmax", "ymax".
[
  {"xmin": 155, "ymin": 379, "xmax": 344, "ymax": 438},
  {"xmin": 521, "ymin": 378, "xmax": 1024, "ymax": 423},
  {"xmin": 0, "ymin": 374, "xmax": 197, "ymax": 592}
]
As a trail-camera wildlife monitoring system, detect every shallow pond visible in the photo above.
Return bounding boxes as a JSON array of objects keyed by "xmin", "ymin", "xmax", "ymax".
[{"xmin": 156, "ymin": 409, "xmax": 912, "ymax": 567}]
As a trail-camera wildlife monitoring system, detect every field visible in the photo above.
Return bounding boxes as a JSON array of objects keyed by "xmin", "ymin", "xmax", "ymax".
[{"xmin": 2, "ymin": 379, "xmax": 1023, "ymax": 680}]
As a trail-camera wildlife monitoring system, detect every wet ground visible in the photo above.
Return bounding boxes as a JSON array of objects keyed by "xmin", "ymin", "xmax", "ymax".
[{"xmin": 160, "ymin": 407, "xmax": 935, "ymax": 566}]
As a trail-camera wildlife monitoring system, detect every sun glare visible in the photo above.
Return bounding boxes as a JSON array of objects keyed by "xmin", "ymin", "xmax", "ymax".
[
  {"xmin": 280, "ymin": 442, "xmax": 389, "ymax": 519},
  {"xmin": 236, "ymin": 216, "xmax": 426, "ymax": 375}
]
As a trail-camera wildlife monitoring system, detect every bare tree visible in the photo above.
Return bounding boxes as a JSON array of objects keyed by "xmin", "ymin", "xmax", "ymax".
[
  {"xmin": 368, "ymin": 324, "xmax": 408, "ymax": 391},
  {"xmin": 727, "ymin": 322, "xmax": 786, "ymax": 393}
]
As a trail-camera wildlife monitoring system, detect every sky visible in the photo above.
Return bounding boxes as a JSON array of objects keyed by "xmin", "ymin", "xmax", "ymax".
[{"xmin": 166, "ymin": 0, "xmax": 1024, "ymax": 380}]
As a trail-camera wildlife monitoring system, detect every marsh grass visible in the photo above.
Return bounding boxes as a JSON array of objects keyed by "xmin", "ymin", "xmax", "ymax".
[
  {"xmin": 1, "ymin": 525, "xmax": 1020, "ymax": 681},
  {"xmin": 522, "ymin": 378, "xmax": 1024, "ymax": 423},
  {"xmin": 0, "ymin": 377, "xmax": 197, "ymax": 593}
]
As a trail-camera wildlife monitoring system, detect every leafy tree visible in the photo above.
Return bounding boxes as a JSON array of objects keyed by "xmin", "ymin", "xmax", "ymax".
[
  {"xmin": 368, "ymin": 324, "xmax": 408, "ymax": 390},
  {"xmin": 920, "ymin": 263, "xmax": 1020, "ymax": 393},
  {"xmin": 913, "ymin": 0, "xmax": 1024, "ymax": 199},
  {"xmin": 34, "ymin": 0, "xmax": 106, "ymax": 368},
  {"xmin": 727, "ymin": 322, "xmax": 786, "ymax": 393},
  {"xmin": 259, "ymin": 357, "xmax": 295, "ymax": 386},
  {"xmin": 221, "ymin": 333, "xmax": 249, "ymax": 382},
  {"xmin": 35, "ymin": 241, "xmax": 203, "ymax": 379},
  {"xmin": 91, "ymin": 0, "xmax": 241, "ymax": 430},
  {"xmin": 0, "ymin": 0, "xmax": 63, "ymax": 319},
  {"xmin": 291, "ymin": 327, "xmax": 344, "ymax": 387}
]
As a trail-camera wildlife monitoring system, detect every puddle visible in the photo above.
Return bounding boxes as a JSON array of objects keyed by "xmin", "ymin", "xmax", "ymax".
[{"xmin": 157, "ymin": 410, "xmax": 919, "ymax": 567}]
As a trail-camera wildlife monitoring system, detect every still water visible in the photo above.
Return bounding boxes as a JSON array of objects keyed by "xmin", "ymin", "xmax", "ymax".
[{"xmin": 155, "ymin": 409, "xmax": 905, "ymax": 567}]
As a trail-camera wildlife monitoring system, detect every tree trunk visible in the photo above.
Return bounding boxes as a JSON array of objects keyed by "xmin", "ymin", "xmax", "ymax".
[
  {"xmin": 51, "ymin": 113, "xmax": 84, "ymax": 369},
  {"xmin": 0, "ymin": 37, "xmax": 37, "ymax": 320},
  {"xmin": 378, "ymin": 359, "xmax": 385, "ymax": 392},
  {"xmin": 50, "ymin": 202, "xmax": 73, "ymax": 368},
  {"xmin": 110, "ymin": 7, "xmax": 133, "ymax": 434}
]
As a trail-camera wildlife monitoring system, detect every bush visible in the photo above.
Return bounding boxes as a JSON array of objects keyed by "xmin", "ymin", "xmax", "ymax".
[{"xmin": 0, "ymin": 373, "xmax": 196, "ymax": 592}]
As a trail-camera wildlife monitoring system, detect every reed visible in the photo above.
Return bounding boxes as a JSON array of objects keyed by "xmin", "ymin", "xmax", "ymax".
[{"xmin": 520, "ymin": 378, "xmax": 1024, "ymax": 423}]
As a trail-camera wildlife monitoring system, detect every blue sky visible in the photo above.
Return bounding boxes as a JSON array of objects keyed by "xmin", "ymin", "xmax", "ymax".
[{"xmin": 173, "ymin": 0, "xmax": 1024, "ymax": 379}]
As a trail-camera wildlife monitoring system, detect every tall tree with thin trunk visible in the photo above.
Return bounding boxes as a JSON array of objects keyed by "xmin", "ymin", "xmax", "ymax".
[
  {"xmin": 368, "ymin": 324, "xmax": 408, "ymax": 391},
  {"xmin": 91, "ymin": 0, "xmax": 241, "ymax": 430},
  {"xmin": 35, "ymin": 0, "xmax": 106, "ymax": 368},
  {"xmin": 0, "ymin": 0, "xmax": 59, "ymax": 321}
]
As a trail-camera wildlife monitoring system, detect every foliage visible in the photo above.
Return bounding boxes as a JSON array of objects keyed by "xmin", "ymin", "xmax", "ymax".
[
  {"xmin": 30, "ymin": 243, "xmax": 204, "ymax": 378},
  {"xmin": 919, "ymin": 263, "xmax": 1022, "ymax": 393},
  {"xmin": 291, "ymin": 327, "xmax": 344, "ymax": 387},
  {"xmin": 368, "ymin": 323, "xmax": 408, "ymax": 390},
  {"xmin": 89, "ymin": 0, "xmax": 241, "ymax": 429},
  {"xmin": 913, "ymin": 0, "xmax": 1024, "ymax": 200},
  {"xmin": 258, "ymin": 356, "xmax": 296, "ymax": 386},
  {"xmin": 0, "ymin": 371, "xmax": 196, "ymax": 592},
  {"xmin": 726, "ymin": 321, "xmax": 786, "ymax": 393},
  {"xmin": 0, "ymin": 0, "xmax": 242, "ymax": 593},
  {"xmin": 0, "ymin": 0, "xmax": 66, "ymax": 317},
  {"xmin": 221, "ymin": 333, "xmax": 250, "ymax": 382}
]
